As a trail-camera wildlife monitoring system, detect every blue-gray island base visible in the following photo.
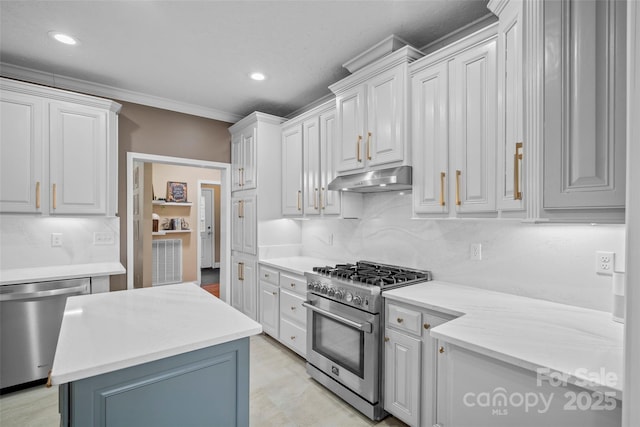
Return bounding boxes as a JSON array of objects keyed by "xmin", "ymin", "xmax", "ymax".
[{"xmin": 59, "ymin": 337, "xmax": 249, "ymax": 427}]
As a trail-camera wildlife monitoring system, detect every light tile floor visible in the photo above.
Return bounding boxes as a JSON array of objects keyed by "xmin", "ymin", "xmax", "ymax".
[{"xmin": 0, "ymin": 334, "xmax": 406, "ymax": 427}]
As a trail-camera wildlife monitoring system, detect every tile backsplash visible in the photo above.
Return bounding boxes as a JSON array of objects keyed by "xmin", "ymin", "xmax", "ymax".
[
  {"xmin": 0, "ymin": 216, "xmax": 120, "ymax": 269},
  {"xmin": 301, "ymin": 192, "xmax": 625, "ymax": 312}
]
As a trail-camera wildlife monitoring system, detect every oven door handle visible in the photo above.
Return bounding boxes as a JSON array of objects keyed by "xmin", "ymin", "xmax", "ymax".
[{"xmin": 302, "ymin": 302, "xmax": 373, "ymax": 333}]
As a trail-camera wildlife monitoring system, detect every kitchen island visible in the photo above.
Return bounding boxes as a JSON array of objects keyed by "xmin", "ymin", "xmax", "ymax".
[{"xmin": 51, "ymin": 283, "xmax": 262, "ymax": 427}]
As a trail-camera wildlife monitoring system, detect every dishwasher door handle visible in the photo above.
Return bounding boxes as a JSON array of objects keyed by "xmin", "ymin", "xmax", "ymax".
[
  {"xmin": 0, "ymin": 284, "xmax": 89, "ymax": 302},
  {"xmin": 302, "ymin": 302, "xmax": 372, "ymax": 333}
]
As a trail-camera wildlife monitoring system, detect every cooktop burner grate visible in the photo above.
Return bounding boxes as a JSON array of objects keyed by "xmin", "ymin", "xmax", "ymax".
[{"xmin": 312, "ymin": 261, "xmax": 431, "ymax": 288}]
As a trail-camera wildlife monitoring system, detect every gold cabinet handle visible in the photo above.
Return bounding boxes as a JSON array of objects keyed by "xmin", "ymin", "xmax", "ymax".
[
  {"xmin": 52, "ymin": 183, "xmax": 57, "ymax": 209},
  {"xmin": 46, "ymin": 370, "xmax": 52, "ymax": 388},
  {"xmin": 272, "ymin": 291, "xmax": 277, "ymax": 296},
  {"xmin": 35, "ymin": 181, "xmax": 41, "ymax": 209},
  {"xmin": 320, "ymin": 187, "xmax": 325, "ymax": 209},
  {"xmin": 238, "ymin": 262, "xmax": 244, "ymax": 281},
  {"xmin": 356, "ymin": 135, "xmax": 362, "ymax": 162},
  {"xmin": 290, "ymin": 306, "xmax": 296, "ymax": 310},
  {"xmin": 240, "ymin": 167, "xmax": 244, "ymax": 187},
  {"xmin": 397, "ymin": 317, "xmax": 404, "ymax": 323},
  {"xmin": 366, "ymin": 131, "xmax": 372, "ymax": 160},
  {"xmin": 264, "ymin": 273, "xmax": 269, "ymax": 278},
  {"xmin": 439, "ymin": 346, "xmax": 445, "ymax": 354},
  {"xmin": 455, "ymin": 170, "xmax": 461, "ymax": 206},
  {"xmin": 238, "ymin": 200, "xmax": 244, "ymax": 218},
  {"xmin": 384, "ymin": 336, "xmax": 390, "ymax": 342},
  {"xmin": 314, "ymin": 188, "xmax": 319, "ymax": 210},
  {"xmin": 514, "ymin": 142, "xmax": 523, "ymax": 200},
  {"xmin": 439, "ymin": 172, "xmax": 446, "ymax": 206},
  {"xmin": 424, "ymin": 323, "xmax": 431, "ymax": 329},
  {"xmin": 297, "ymin": 190, "xmax": 302, "ymax": 211},
  {"xmin": 290, "ymin": 335, "xmax": 296, "ymax": 340},
  {"xmin": 290, "ymin": 283, "xmax": 296, "ymax": 288}
]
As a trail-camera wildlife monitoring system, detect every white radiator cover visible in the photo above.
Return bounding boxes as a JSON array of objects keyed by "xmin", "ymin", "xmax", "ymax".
[{"xmin": 152, "ymin": 239, "xmax": 182, "ymax": 286}]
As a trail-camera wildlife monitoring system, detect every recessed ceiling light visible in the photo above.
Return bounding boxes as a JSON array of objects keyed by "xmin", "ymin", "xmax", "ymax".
[
  {"xmin": 49, "ymin": 31, "xmax": 77, "ymax": 45},
  {"xmin": 250, "ymin": 72, "xmax": 266, "ymax": 81}
]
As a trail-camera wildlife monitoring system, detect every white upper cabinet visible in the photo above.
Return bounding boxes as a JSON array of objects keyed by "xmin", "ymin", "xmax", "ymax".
[
  {"xmin": 542, "ymin": 0, "xmax": 626, "ymax": 218},
  {"xmin": 282, "ymin": 100, "xmax": 360, "ymax": 218},
  {"xmin": 490, "ymin": 0, "xmax": 525, "ymax": 213},
  {"xmin": 231, "ymin": 123, "xmax": 257, "ymax": 192},
  {"xmin": 0, "ymin": 78, "xmax": 120, "ymax": 216},
  {"xmin": 330, "ymin": 47, "xmax": 423, "ymax": 175},
  {"xmin": 450, "ymin": 37, "xmax": 497, "ymax": 214},
  {"xmin": 411, "ymin": 25, "xmax": 498, "ymax": 218},
  {"xmin": 281, "ymin": 123, "xmax": 303, "ymax": 216},
  {"xmin": 49, "ymin": 101, "xmax": 108, "ymax": 215},
  {"xmin": 0, "ymin": 91, "xmax": 44, "ymax": 213}
]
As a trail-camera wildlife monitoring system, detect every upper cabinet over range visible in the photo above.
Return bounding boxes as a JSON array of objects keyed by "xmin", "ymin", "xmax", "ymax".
[
  {"xmin": 0, "ymin": 78, "xmax": 121, "ymax": 216},
  {"xmin": 329, "ymin": 39, "xmax": 424, "ymax": 175}
]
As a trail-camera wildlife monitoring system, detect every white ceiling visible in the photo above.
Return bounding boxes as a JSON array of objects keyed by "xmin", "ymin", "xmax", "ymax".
[{"xmin": 0, "ymin": 1, "xmax": 491, "ymax": 122}]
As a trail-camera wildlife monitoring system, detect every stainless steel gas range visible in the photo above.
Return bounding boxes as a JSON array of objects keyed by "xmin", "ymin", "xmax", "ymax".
[{"xmin": 304, "ymin": 261, "xmax": 432, "ymax": 420}]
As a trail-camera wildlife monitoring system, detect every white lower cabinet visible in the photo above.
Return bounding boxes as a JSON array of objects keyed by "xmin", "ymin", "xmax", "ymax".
[
  {"xmin": 384, "ymin": 300, "xmax": 453, "ymax": 427},
  {"xmin": 231, "ymin": 256, "xmax": 256, "ymax": 321},
  {"xmin": 435, "ymin": 342, "xmax": 622, "ymax": 427},
  {"xmin": 258, "ymin": 264, "xmax": 308, "ymax": 357}
]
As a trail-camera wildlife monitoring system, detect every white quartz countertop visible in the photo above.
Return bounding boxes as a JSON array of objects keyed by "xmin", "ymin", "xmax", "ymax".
[
  {"xmin": 259, "ymin": 256, "xmax": 348, "ymax": 276},
  {"xmin": 383, "ymin": 281, "xmax": 624, "ymax": 396},
  {"xmin": 51, "ymin": 283, "xmax": 262, "ymax": 385},
  {"xmin": 0, "ymin": 262, "xmax": 125, "ymax": 286}
]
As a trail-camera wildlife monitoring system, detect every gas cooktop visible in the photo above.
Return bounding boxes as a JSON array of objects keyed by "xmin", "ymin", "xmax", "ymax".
[{"xmin": 311, "ymin": 261, "xmax": 431, "ymax": 288}]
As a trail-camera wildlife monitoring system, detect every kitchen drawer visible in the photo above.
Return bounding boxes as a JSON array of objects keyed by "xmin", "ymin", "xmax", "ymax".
[
  {"xmin": 279, "ymin": 273, "xmax": 306, "ymax": 296},
  {"xmin": 259, "ymin": 265, "xmax": 279, "ymax": 285},
  {"xmin": 280, "ymin": 289, "xmax": 306, "ymax": 326},
  {"xmin": 387, "ymin": 303, "xmax": 422, "ymax": 336},
  {"xmin": 280, "ymin": 318, "xmax": 306, "ymax": 357}
]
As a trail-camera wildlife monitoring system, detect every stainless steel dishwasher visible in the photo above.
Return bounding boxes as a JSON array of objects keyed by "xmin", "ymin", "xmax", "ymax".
[{"xmin": 0, "ymin": 277, "xmax": 90, "ymax": 390}]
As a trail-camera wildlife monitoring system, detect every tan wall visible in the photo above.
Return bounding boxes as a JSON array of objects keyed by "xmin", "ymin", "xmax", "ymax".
[
  {"xmin": 149, "ymin": 164, "xmax": 220, "ymax": 283},
  {"xmin": 114, "ymin": 101, "xmax": 232, "ymax": 291}
]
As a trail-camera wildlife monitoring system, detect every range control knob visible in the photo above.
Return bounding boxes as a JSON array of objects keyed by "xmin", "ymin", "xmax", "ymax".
[
  {"xmin": 345, "ymin": 292, "xmax": 353, "ymax": 303},
  {"xmin": 313, "ymin": 283, "xmax": 322, "ymax": 292},
  {"xmin": 308, "ymin": 281, "xmax": 316, "ymax": 290},
  {"xmin": 327, "ymin": 288, "xmax": 336, "ymax": 297},
  {"xmin": 353, "ymin": 295, "xmax": 362, "ymax": 306},
  {"xmin": 321, "ymin": 285, "xmax": 328, "ymax": 294},
  {"xmin": 334, "ymin": 290, "xmax": 344, "ymax": 300}
]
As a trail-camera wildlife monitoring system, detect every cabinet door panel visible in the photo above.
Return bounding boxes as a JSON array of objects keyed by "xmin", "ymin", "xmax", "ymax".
[
  {"xmin": 303, "ymin": 118, "xmax": 321, "ymax": 216},
  {"xmin": 497, "ymin": 0, "xmax": 525, "ymax": 211},
  {"xmin": 0, "ymin": 92, "xmax": 43, "ymax": 213},
  {"xmin": 231, "ymin": 257, "xmax": 243, "ymax": 312},
  {"xmin": 242, "ymin": 126, "xmax": 257, "ymax": 190},
  {"xmin": 412, "ymin": 62, "xmax": 449, "ymax": 214},
  {"xmin": 231, "ymin": 134, "xmax": 242, "ymax": 192},
  {"xmin": 231, "ymin": 198, "xmax": 243, "ymax": 252},
  {"xmin": 259, "ymin": 282, "xmax": 279, "ymax": 338},
  {"xmin": 282, "ymin": 125, "xmax": 303, "ymax": 215},
  {"xmin": 336, "ymin": 87, "xmax": 366, "ymax": 173},
  {"xmin": 543, "ymin": 0, "xmax": 626, "ymax": 209},
  {"xmin": 241, "ymin": 260, "xmax": 256, "ymax": 320},
  {"xmin": 451, "ymin": 38, "xmax": 497, "ymax": 213},
  {"xmin": 384, "ymin": 328, "xmax": 421, "ymax": 426},
  {"xmin": 367, "ymin": 66, "xmax": 405, "ymax": 167},
  {"xmin": 319, "ymin": 108, "xmax": 341, "ymax": 215},
  {"xmin": 241, "ymin": 196, "xmax": 256, "ymax": 255},
  {"xmin": 49, "ymin": 102, "xmax": 108, "ymax": 214}
]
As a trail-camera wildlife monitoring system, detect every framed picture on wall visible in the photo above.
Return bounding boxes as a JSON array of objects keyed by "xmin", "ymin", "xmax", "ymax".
[{"xmin": 167, "ymin": 181, "xmax": 188, "ymax": 202}]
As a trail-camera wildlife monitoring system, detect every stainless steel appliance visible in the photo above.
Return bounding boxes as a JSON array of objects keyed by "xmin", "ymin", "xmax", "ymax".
[
  {"xmin": 0, "ymin": 278, "xmax": 90, "ymax": 390},
  {"xmin": 304, "ymin": 261, "xmax": 431, "ymax": 420}
]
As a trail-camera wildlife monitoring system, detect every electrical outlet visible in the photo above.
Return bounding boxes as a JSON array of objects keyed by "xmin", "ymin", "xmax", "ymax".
[
  {"xmin": 51, "ymin": 233, "xmax": 63, "ymax": 247},
  {"xmin": 93, "ymin": 231, "xmax": 115, "ymax": 245},
  {"xmin": 596, "ymin": 251, "xmax": 615, "ymax": 275},
  {"xmin": 470, "ymin": 243, "xmax": 482, "ymax": 260}
]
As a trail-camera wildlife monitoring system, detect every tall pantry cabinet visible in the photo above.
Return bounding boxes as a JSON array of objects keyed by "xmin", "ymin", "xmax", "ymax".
[{"xmin": 229, "ymin": 113, "xmax": 285, "ymax": 321}]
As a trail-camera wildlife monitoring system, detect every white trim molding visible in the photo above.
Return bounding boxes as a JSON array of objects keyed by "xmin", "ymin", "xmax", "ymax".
[{"xmin": 0, "ymin": 62, "xmax": 242, "ymax": 124}]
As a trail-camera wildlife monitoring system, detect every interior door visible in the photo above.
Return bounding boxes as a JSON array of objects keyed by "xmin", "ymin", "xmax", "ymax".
[{"xmin": 200, "ymin": 188, "xmax": 214, "ymax": 269}]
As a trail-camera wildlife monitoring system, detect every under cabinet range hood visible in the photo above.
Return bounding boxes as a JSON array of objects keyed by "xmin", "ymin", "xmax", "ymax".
[{"xmin": 328, "ymin": 166, "xmax": 412, "ymax": 193}]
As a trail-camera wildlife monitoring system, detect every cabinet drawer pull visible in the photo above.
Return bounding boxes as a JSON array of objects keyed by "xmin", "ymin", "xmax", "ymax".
[
  {"xmin": 455, "ymin": 170, "xmax": 461, "ymax": 206},
  {"xmin": 290, "ymin": 283, "xmax": 296, "ymax": 288},
  {"xmin": 439, "ymin": 346, "xmax": 445, "ymax": 354},
  {"xmin": 272, "ymin": 292, "xmax": 277, "ymax": 296},
  {"xmin": 384, "ymin": 336, "xmax": 390, "ymax": 342},
  {"xmin": 264, "ymin": 273, "xmax": 269, "ymax": 278},
  {"xmin": 439, "ymin": 172, "xmax": 446, "ymax": 206},
  {"xmin": 297, "ymin": 190, "xmax": 302, "ymax": 211},
  {"xmin": 366, "ymin": 131, "xmax": 372, "ymax": 160},
  {"xmin": 290, "ymin": 306, "xmax": 296, "ymax": 310},
  {"xmin": 290, "ymin": 335, "xmax": 296, "ymax": 340},
  {"xmin": 320, "ymin": 187, "xmax": 325, "ymax": 209},
  {"xmin": 52, "ymin": 183, "xmax": 57, "ymax": 209},
  {"xmin": 314, "ymin": 188, "xmax": 319, "ymax": 209},
  {"xmin": 514, "ymin": 142, "xmax": 523, "ymax": 200},
  {"xmin": 356, "ymin": 135, "xmax": 362, "ymax": 162},
  {"xmin": 35, "ymin": 181, "xmax": 41, "ymax": 209},
  {"xmin": 424, "ymin": 323, "xmax": 431, "ymax": 329},
  {"xmin": 396, "ymin": 317, "xmax": 404, "ymax": 324}
]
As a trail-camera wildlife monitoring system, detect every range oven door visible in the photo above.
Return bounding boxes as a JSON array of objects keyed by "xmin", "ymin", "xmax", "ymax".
[{"xmin": 304, "ymin": 293, "xmax": 380, "ymax": 403}]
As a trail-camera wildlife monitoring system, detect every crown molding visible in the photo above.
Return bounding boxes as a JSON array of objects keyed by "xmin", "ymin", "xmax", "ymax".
[{"xmin": 0, "ymin": 62, "xmax": 242, "ymax": 123}]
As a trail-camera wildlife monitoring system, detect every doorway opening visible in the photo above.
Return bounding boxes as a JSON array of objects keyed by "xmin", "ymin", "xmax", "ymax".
[
  {"xmin": 199, "ymin": 180, "xmax": 221, "ymax": 297},
  {"xmin": 126, "ymin": 153, "xmax": 231, "ymax": 302}
]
